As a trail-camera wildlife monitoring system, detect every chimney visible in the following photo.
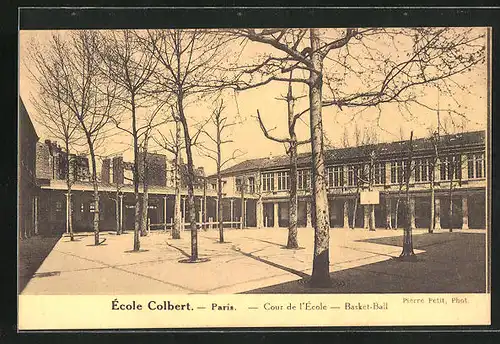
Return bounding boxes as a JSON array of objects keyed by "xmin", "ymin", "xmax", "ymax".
[{"xmin": 269, "ymin": 152, "xmax": 273, "ymax": 160}]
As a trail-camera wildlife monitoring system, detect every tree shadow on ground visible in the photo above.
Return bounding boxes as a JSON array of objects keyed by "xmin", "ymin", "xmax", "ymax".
[
  {"xmin": 231, "ymin": 246, "xmax": 309, "ymax": 278},
  {"xmin": 18, "ymin": 234, "xmax": 62, "ymax": 293},
  {"xmin": 242, "ymin": 232, "xmax": 486, "ymax": 294}
]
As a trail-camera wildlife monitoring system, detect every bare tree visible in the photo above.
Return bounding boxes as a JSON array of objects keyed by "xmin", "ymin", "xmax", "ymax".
[
  {"xmin": 349, "ymin": 126, "xmax": 379, "ymax": 230},
  {"xmin": 137, "ymin": 104, "xmax": 168, "ymax": 237},
  {"xmin": 139, "ymin": 134, "xmax": 150, "ymax": 237},
  {"xmin": 112, "ymin": 158, "xmax": 125, "ymax": 235},
  {"xmin": 439, "ymin": 117, "xmax": 466, "ymax": 233},
  {"xmin": 154, "ymin": 108, "xmax": 184, "ymax": 239},
  {"xmin": 100, "ymin": 155, "xmax": 129, "ymax": 236},
  {"xmin": 255, "ymin": 74, "xmax": 310, "ymax": 248},
  {"xmin": 229, "ymin": 27, "xmax": 484, "ymax": 286},
  {"xmin": 97, "ymin": 30, "xmax": 159, "ymax": 251},
  {"xmin": 199, "ymin": 98, "xmax": 244, "ymax": 243},
  {"xmin": 144, "ymin": 29, "xmax": 231, "ymax": 261},
  {"xmin": 393, "ymin": 126, "xmax": 411, "ymax": 231},
  {"xmin": 429, "ymin": 129, "xmax": 440, "ymax": 233},
  {"xmin": 26, "ymin": 36, "xmax": 83, "ymax": 241},
  {"xmin": 34, "ymin": 31, "xmax": 117, "ymax": 246},
  {"xmin": 400, "ymin": 131, "xmax": 416, "ymax": 258}
]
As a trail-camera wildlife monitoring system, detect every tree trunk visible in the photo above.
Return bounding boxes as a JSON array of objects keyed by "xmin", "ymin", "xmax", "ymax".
[
  {"xmin": 140, "ymin": 140, "xmax": 149, "ymax": 237},
  {"xmin": 217, "ymin": 117, "xmax": 224, "ymax": 243},
  {"xmin": 400, "ymin": 131, "xmax": 415, "ymax": 258},
  {"xmin": 203, "ymin": 179, "xmax": 207, "ymax": 230},
  {"xmin": 172, "ymin": 120, "xmax": 182, "ymax": 239},
  {"xmin": 141, "ymin": 189, "xmax": 149, "ymax": 236},
  {"xmin": 178, "ymin": 96, "xmax": 199, "ymax": 261},
  {"xmin": 85, "ymin": 136, "xmax": 100, "ymax": 246},
  {"xmin": 115, "ymin": 189, "xmax": 121, "ymax": 235},
  {"xmin": 65, "ymin": 141, "xmax": 74, "ymax": 241},
  {"xmin": 395, "ymin": 198, "xmax": 400, "ymax": 229},
  {"xmin": 429, "ymin": 165, "xmax": 435, "ymax": 234},
  {"xmin": 368, "ymin": 158, "xmax": 375, "ymax": 231},
  {"xmin": 370, "ymin": 204, "xmax": 375, "ymax": 231},
  {"xmin": 449, "ymin": 182, "xmax": 453, "ymax": 232},
  {"xmin": 287, "ymin": 141, "xmax": 299, "ymax": 249},
  {"xmin": 240, "ymin": 180, "xmax": 245, "ymax": 229},
  {"xmin": 286, "ymin": 77, "xmax": 299, "ymax": 249},
  {"xmin": 217, "ymin": 175, "xmax": 224, "ymax": 243},
  {"xmin": 131, "ymin": 95, "xmax": 141, "ymax": 251},
  {"xmin": 352, "ymin": 192, "xmax": 358, "ymax": 229},
  {"xmin": 308, "ymin": 28, "xmax": 331, "ymax": 287}
]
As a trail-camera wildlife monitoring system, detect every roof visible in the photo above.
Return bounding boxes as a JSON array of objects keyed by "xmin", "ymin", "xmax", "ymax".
[
  {"xmin": 216, "ymin": 130, "xmax": 485, "ymax": 177},
  {"xmin": 19, "ymin": 97, "xmax": 39, "ymax": 141}
]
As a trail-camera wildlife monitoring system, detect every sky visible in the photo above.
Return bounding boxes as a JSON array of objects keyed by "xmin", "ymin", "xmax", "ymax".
[{"xmin": 19, "ymin": 28, "xmax": 488, "ymax": 175}]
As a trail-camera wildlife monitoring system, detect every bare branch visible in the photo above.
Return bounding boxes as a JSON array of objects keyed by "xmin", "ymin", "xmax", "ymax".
[{"xmin": 255, "ymin": 109, "xmax": 290, "ymax": 144}]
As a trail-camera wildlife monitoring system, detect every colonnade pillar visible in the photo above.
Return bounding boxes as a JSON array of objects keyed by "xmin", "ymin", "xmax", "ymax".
[
  {"xmin": 343, "ymin": 200, "xmax": 349, "ymax": 229},
  {"xmin": 273, "ymin": 202, "xmax": 279, "ymax": 228},
  {"xmin": 435, "ymin": 198, "xmax": 441, "ymax": 230},
  {"xmin": 306, "ymin": 201, "xmax": 312, "ymax": 228},
  {"xmin": 462, "ymin": 196, "xmax": 469, "ymax": 230}
]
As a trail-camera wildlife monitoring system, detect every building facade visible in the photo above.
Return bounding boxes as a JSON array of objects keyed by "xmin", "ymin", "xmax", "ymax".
[
  {"xmin": 212, "ymin": 130, "xmax": 487, "ymax": 230},
  {"xmin": 35, "ymin": 142, "xmax": 218, "ymax": 235},
  {"xmin": 18, "ymin": 98, "xmax": 40, "ymax": 238},
  {"xmin": 31, "ymin": 129, "xmax": 487, "ymax": 236}
]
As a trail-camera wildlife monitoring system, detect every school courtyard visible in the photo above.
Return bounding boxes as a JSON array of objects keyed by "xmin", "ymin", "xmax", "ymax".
[{"xmin": 19, "ymin": 227, "xmax": 487, "ymax": 295}]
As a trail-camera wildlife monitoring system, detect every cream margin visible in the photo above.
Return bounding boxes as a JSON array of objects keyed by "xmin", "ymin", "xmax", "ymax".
[{"xmin": 19, "ymin": 293, "xmax": 490, "ymax": 329}]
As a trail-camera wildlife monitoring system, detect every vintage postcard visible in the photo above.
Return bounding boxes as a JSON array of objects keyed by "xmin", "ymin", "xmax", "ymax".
[{"xmin": 17, "ymin": 9, "xmax": 491, "ymax": 329}]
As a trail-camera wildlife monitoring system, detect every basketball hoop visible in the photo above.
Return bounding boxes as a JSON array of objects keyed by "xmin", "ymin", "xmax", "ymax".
[{"xmin": 360, "ymin": 190, "xmax": 380, "ymax": 205}]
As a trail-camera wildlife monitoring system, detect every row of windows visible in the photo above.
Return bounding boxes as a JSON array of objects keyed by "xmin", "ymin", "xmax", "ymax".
[
  {"xmin": 468, "ymin": 153, "xmax": 485, "ymax": 179},
  {"xmin": 257, "ymin": 153, "xmax": 485, "ymax": 192},
  {"xmin": 262, "ymin": 170, "xmax": 311, "ymax": 191}
]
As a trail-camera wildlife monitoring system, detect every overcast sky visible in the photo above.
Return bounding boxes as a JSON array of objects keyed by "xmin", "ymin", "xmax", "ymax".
[{"xmin": 19, "ymin": 28, "xmax": 488, "ymax": 175}]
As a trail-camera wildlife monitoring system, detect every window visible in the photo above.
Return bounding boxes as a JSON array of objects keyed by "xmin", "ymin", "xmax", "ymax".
[
  {"xmin": 327, "ymin": 166, "xmax": 344, "ymax": 187},
  {"xmin": 467, "ymin": 154, "xmax": 474, "ymax": 179},
  {"xmin": 391, "ymin": 160, "xmax": 407, "ymax": 184},
  {"xmin": 277, "ymin": 171, "xmax": 289, "ymax": 190},
  {"xmin": 440, "ymin": 155, "xmax": 462, "ymax": 181},
  {"xmin": 109, "ymin": 160, "xmax": 114, "ymax": 183},
  {"xmin": 327, "ymin": 167, "xmax": 334, "ymax": 187},
  {"xmin": 398, "ymin": 161, "xmax": 405, "ymax": 184},
  {"xmin": 248, "ymin": 177, "xmax": 255, "ymax": 193},
  {"xmin": 373, "ymin": 162, "xmax": 386, "ymax": 185},
  {"xmin": 297, "ymin": 169, "xmax": 311, "ymax": 190},
  {"xmin": 455, "ymin": 156, "xmax": 462, "ymax": 180},
  {"xmin": 262, "ymin": 172, "xmax": 274, "ymax": 191},
  {"xmin": 77, "ymin": 166, "xmax": 87, "ymax": 181},
  {"xmin": 390, "ymin": 162, "xmax": 397, "ymax": 184},
  {"xmin": 422, "ymin": 159, "xmax": 430, "ymax": 182},
  {"xmin": 347, "ymin": 165, "xmax": 360, "ymax": 186},
  {"xmin": 235, "ymin": 178, "xmax": 242, "ymax": 192},
  {"xmin": 475, "ymin": 153, "xmax": 484, "ymax": 178},
  {"xmin": 334, "ymin": 166, "xmax": 344, "ymax": 187},
  {"xmin": 415, "ymin": 158, "xmax": 430, "ymax": 182},
  {"xmin": 468, "ymin": 153, "xmax": 484, "ymax": 179}
]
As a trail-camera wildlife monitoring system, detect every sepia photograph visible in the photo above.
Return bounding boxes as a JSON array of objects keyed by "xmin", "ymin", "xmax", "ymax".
[{"xmin": 17, "ymin": 11, "xmax": 491, "ymax": 328}]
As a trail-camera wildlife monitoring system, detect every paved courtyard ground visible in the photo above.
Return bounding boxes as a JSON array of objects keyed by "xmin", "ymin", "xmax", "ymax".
[{"xmin": 19, "ymin": 227, "xmax": 486, "ymax": 294}]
